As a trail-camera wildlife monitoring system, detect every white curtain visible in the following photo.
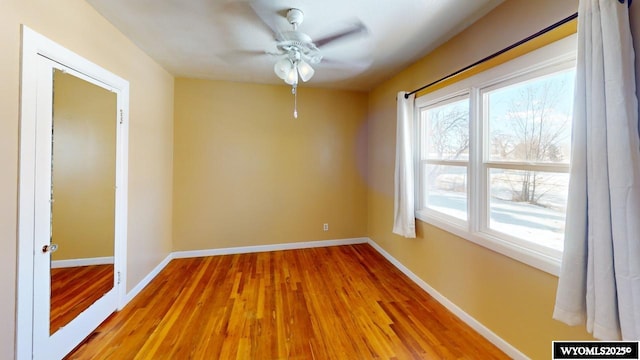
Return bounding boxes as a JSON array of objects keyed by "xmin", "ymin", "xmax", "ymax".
[
  {"xmin": 393, "ymin": 91, "xmax": 416, "ymax": 238},
  {"xmin": 554, "ymin": 0, "xmax": 640, "ymax": 340}
]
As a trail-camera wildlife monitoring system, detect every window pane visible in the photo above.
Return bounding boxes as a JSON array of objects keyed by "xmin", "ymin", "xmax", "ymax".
[
  {"xmin": 422, "ymin": 98, "xmax": 469, "ymax": 161},
  {"xmin": 488, "ymin": 169, "xmax": 569, "ymax": 251},
  {"xmin": 486, "ymin": 69, "xmax": 575, "ymax": 163},
  {"xmin": 424, "ymin": 164, "xmax": 467, "ymax": 221}
]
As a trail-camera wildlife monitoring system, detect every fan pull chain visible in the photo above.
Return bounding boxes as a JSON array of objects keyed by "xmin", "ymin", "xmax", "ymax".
[{"xmin": 292, "ymin": 84, "xmax": 298, "ymax": 119}]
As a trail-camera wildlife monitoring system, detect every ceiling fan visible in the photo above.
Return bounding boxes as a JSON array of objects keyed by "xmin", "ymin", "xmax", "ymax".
[
  {"xmin": 268, "ymin": 8, "xmax": 368, "ymax": 85},
  {"xmin": 246, "ymin": 4, "xmax": 370, "ymax": 117}
]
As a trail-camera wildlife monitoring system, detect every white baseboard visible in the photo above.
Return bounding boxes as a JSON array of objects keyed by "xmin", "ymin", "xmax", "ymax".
[
  {"xmin": 365, "ymin": 238, "xmax": 528, "ymax": 360},
  {"xmin": 123, "ymin": 253, "xmax": 172, "ymax": 308},
  {"xmin": 172, "ymin": 237, "xmax": 369, "ymax": 259},
  {"xmin": 51, "ymin": 256, "xmax": 114, "ymax": 269}
]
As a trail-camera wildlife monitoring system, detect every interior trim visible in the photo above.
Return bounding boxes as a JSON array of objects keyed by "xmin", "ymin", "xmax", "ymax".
[
  {"xmin": 172, "ymin": 237, "xmax": 369, "ymax": 259},
  {"xmin": 51, "ymin": 257, "xmax": 114, "ymax": 269}
]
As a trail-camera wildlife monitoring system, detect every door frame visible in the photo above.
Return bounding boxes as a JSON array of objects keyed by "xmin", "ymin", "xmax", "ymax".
[{"xmin": 17, "ymin": 26, "xmax": 129, "ymax": 359}]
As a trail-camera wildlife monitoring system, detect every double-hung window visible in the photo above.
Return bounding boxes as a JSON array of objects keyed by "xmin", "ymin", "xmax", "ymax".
[{"xmin": 415, "ymin": 35, "xmax": 576, "ymax": 274}]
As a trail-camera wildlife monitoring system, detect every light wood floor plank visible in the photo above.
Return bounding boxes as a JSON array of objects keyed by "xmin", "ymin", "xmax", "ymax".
[
  {"xmin": 51, "ymin": 264, "xmax": 113, "ymax": 335},
  {"xmin": 65, "ymin": 244, "xmax": 508, "ymax": 359}
]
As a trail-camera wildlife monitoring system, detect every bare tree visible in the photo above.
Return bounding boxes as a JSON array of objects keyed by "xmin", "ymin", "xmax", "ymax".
[
  {"xmin": 429, "ymin": 105, "xmax": 469, "ymax": 160},
  {"xmin": 427, "ymin": 104, "xmax": 469, "ymax": 192},
  {"xmin": 492, "ymin": 76, "xmax": 571, "ymax": 205}
]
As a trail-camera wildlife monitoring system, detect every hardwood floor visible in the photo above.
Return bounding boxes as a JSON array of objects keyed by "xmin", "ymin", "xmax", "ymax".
[
  {"xmin": 66, "ymin": 244, "xmax": 508, "ymax": 359},
  {"xmin": 51, "ymin": 264, "xmax": 114, "ymax": 334}
]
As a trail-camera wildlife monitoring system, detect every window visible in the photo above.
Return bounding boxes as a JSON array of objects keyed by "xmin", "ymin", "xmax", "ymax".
[
  {"xmin": 420, "ymin": 95, "xmax": 469, "ymax": 222},
  {"xmin": 415, "ymin": 35, "xmax": 576, "ymax": 274}
]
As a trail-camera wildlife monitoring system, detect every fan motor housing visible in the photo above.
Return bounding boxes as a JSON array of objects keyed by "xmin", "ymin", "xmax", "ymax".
[
  {"xmin": 277, "ymin": 30, "xmax": 312, "ymax": 44},
  {"xmin": 276, "ymin": 31, "xmax": 322, "ymax": 64},
  {"xmin": 286, "ymin": 8, "xmax": 304, "ymax": 27}
]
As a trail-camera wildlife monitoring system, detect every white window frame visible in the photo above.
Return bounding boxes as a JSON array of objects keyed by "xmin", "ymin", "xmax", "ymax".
[
  {"xmin": 417, "ymin": 91, "xmax": 470, "ymax": 226},
  {"xmin": 414, "ymin": 34, "xmax": 577, "ymax": 275}
]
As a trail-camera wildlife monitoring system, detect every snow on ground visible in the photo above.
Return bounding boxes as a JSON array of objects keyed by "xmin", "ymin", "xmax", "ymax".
[{"xmin": 427, "ymin": 191, "xmax": 564, "ymax": 252}]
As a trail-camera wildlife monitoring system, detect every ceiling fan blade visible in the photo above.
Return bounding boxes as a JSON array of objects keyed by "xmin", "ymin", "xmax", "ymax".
[
  {"xmin": 235, "ymin": 49, "xmax": 272, "ymax": 56},
  {"xmin": 218, "ymin": 49, "xmax": 276, "ymax": 64},
  {"xmin": 321, "ymin": 57, "xmax": 372, "ymax": 71},
  {"xmin": 247, "ymin": 1, "xmax": 283, "ymax": 40},
  {"xmin": 219, "ymin": 1, "xmax": 278, "ymax": 40},
  {"xmin": 314, "ymin": 21, "xmax": 368, "ymax": 48}
]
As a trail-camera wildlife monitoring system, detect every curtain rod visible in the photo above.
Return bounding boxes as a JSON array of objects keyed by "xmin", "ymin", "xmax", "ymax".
[{"xmin": 404, "ymin": 12, "xmax": 578, "ymax": 99}]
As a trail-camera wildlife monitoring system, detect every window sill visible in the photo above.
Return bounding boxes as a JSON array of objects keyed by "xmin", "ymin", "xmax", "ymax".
[{"xmin": 415, "ymin": 212, "xmax": 560, "ymax": 276}]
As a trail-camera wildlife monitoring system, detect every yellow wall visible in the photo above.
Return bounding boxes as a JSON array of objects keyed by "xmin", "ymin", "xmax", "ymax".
[
  {"xmin": 52, "ymin": 70, "xmax": 116, "ymax": 261},
  {"xmin": 172, "ymin": 79, "xmax": 368, "ymax": 250},
  {"xmin": 0, "ymin": 1, "xmax": 174, "ymax": 358},
  {"xmin": 4, "ymin": 0, "xmax": 640, "ymax": 359},
  {"xmin": 366, "ymin": 0, "xmax": 593, "ymax": 358}
]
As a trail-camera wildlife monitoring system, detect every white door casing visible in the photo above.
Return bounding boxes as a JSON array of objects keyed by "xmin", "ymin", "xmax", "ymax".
[{"xmin": 17, "ymin": 26, "xmax": 129, "ymax": 360}]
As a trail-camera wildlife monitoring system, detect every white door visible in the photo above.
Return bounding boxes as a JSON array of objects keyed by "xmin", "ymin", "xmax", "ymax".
[
  {"xmin": 18, "ymin": 26, "xmax": 129, "ymax": 360},
  {"xmin": 31, "ymin": 57, "xmax": 120, "ymax": 360}
]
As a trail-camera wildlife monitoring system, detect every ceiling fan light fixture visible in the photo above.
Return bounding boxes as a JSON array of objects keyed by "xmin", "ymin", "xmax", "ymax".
[
  {"xmin": 274, "ymin": 58, "xmax": 293, "ymax": 80},
  {"xmin": 297, "ymin": 59, "xmax": 314, "ymax": 82},
  {"xmin": 264, "ymin": 6, "xmax": 369, "ymax": 118},
  {"xmin": 284, "ymin": 62, "xmax": 298, "ymax": 85}
]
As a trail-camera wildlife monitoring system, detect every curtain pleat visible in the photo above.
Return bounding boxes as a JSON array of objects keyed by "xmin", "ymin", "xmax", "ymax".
[
  {"xmin": 554, "ymin": 0, "xmax": 640, "ymax": 340},
  {"xmin": 393, "ymin": 92, "xmax": 416, "ymax": 238}
]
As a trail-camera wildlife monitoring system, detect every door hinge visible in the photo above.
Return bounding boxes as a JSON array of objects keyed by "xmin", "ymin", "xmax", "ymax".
[
  {"xmin": 117, "ymin": 271, "xmax": 121, "ymax": 285},
  {"xmin": 119, "ymin": 109, "xmax": 124, "ymax": 125}
]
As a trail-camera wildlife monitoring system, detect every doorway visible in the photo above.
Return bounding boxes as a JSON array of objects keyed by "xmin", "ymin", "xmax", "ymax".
[{"xmin": 17, "ymin": 26, "xmax": 129, "ymax": 360}]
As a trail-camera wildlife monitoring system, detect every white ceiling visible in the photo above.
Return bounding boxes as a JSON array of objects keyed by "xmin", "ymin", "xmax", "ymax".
[{"xmin": 86, "ymin": 0, "xmax": 504, "ymax": 91}]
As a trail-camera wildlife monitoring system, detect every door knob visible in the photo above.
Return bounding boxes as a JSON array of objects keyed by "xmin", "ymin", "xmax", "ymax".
[{"xmin": 42, "ymin": 243, "xmax": 58, "ymax": 253}]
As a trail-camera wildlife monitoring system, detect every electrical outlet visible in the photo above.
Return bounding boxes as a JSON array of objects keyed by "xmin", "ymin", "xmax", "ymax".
[{"xmin": 323, "ymin": 223, "xmax": 329, "ymax": 231}]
